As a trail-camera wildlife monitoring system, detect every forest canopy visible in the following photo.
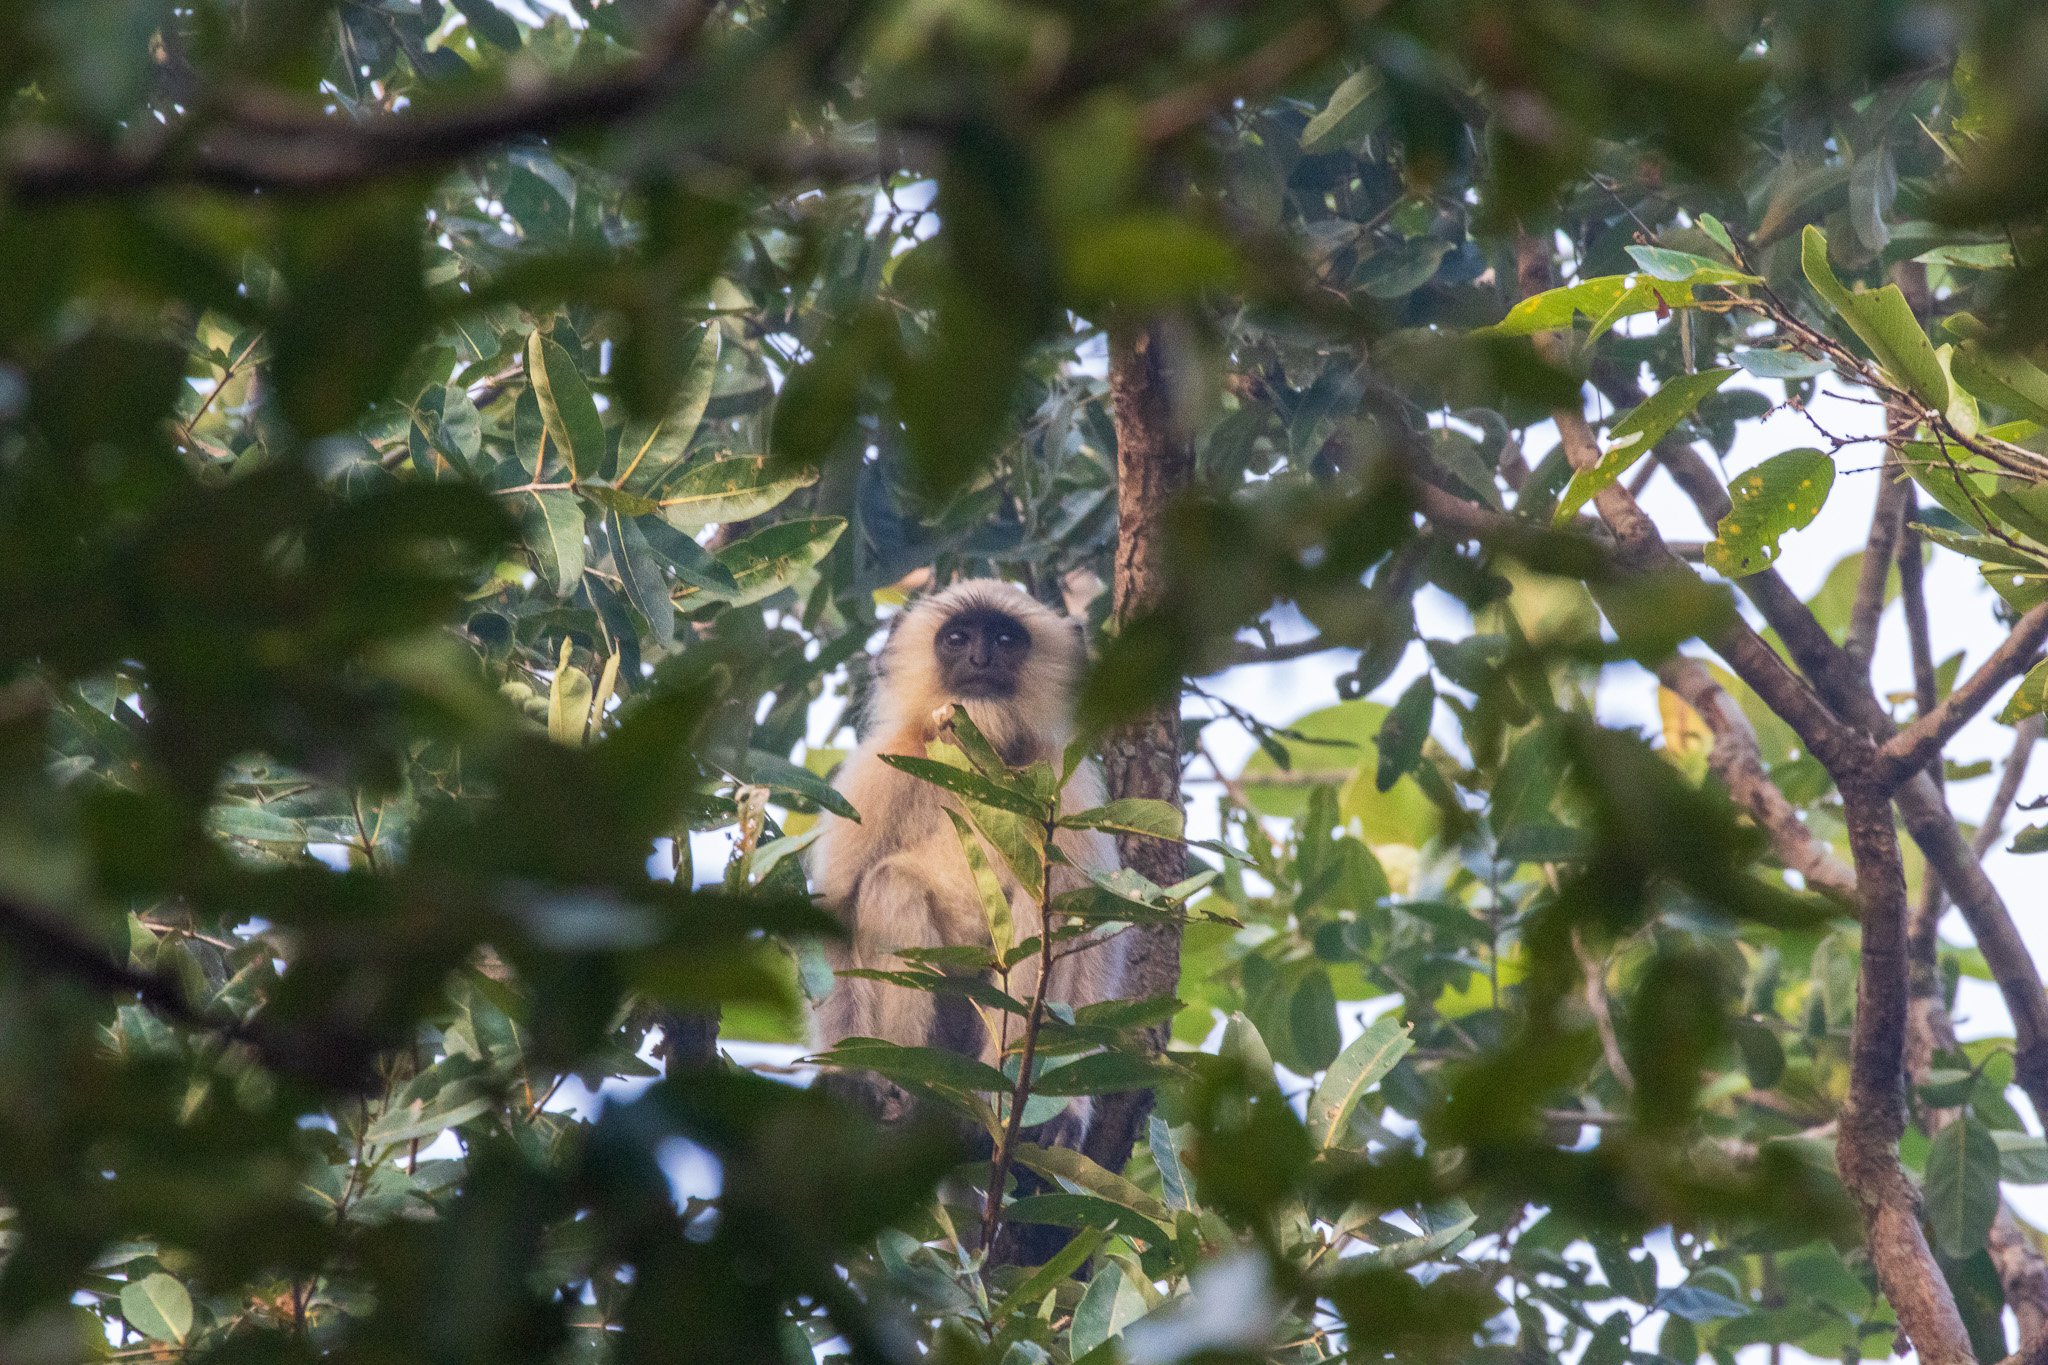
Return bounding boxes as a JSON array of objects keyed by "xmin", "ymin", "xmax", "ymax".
[{"xmin": 10, "ymin": 0, "xmax": 2048, "ymax": 1362}]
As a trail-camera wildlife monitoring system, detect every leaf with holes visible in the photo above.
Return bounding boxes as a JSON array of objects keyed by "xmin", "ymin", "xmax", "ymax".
[{"xmin": 1703, "ymin": 449, "xmax": 1834, "ymax": 578}]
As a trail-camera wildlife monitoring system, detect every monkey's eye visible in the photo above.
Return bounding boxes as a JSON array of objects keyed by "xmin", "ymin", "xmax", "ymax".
[
  {"xmin": 943, "ymin": 628, "xmax": 970, "ymax": 647},
  {"xmin": 996, "ymin": 629, "xmax": 1021, "ymax": 646}
]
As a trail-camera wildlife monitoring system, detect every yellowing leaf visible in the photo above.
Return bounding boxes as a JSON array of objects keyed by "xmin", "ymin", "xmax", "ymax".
[{"xmin": 1703, "ymin": 448, "xmax": 1835, "ymax": 578}]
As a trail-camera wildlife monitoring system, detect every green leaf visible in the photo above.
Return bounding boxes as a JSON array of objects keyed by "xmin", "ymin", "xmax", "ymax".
[
  {"xmin": 1555, "ymin": 368, "xmax": 1736, "ymax": 524},
  {"xmin": 1058, "ymin": 799, "xmax": 1184, "ymax": 840},
  {"xmin": 120, "ymin": 1273, "xmax": 193, "ymax": 1346},
  {"xmin": 1149, "ymin": 1114, "xmax": 1195, "ymax": 1211},
  {"xmin": 677, "ymin": 516, "xmax": 844, "ymax": 609},
  {"xmin": 207, "ymin": 803, "xmax": 308, "ymax": 846},
  {"xmin": 1355, "ymin": 239, "xmax": 1451, "ymax": 299},
  {"xmin": 525, "ymin": 331, "xmax": 605, "ymax": 479},
  {"xmin": 580, "ymin": 482, "xmax": 659, "ymax": 517},
  {"xmin": 364, "ymin": 1079, "xmax": 493, "ymax": 1146},
  {"xmin": 1952, "ymin": 342, "xmax": 2048, "ymax": 426},
  {"xmin": 939, "ymin": 704, "xmax": 1009, "ymax": 777},
  {"xmin": 1027, "ymin": 1050, "xmax": 1170, "ymax": 1096},
  {"xmin": 618, "ymin": 325, "xmax": 720, "ymax": 494},
  {"xmin": 2012, "ymin": 823, "xmax": 2048, "ymax": 854},
  {"xmin": 736, "ymin": 748, "xmax": 859, "ymax": 821},
  {"xmin": 1623, "ymin": 245, "xmax": 1756, "ymax": 286},
  {"xmin": 1008, "ymin": 1191, "xmax": 1169, "ymax": 1248},
  {"xmin": 1917, "ymin": 242, "xmax": 2015, "ymax": 271},
  {"xmin": 660, "ymin": 457, "xmax": 819, "ymax": 533},
  {"xmin": 2000, "ymin": 658, "xmax": 2048, "ymax": 723},
  {"xmin": 1703, "ymin": 448, "xmax": 1835, "ymax": 578},
  {"xmin": 450, "ymin": 0, "xmax": 522, "ymax": 50},
  {"xmin": 946, "ymin": 808, "xmax": 1016, "ymax": 959},
  {"xmin": 814, "ymin": 1040, "xmax": 1013, "ymax": 1095},
  {"xmin": 1068, "ymin": 1261, "xmax": 1147, "ymax": 1357},
  {"xmin": 514, "ymin": 384, "xmax": 553, "ymax": 477},
  {"xmin": 1014, "ymin": 1142, "xmax": 1178, "ymax": 1225},
  {"xmin": 1376, "ymin": 674, "xmax": 1434, "ymax": 792},
  {"xmin": 879, "ymin": 754, "xmax": 1047, "ymax": 818},
  {"xmin": 1995, "ymin": 1130, "xmax": 2048, "ymax": 1184},
  {"xmin": 1288, "ymin": 969, "xmax": 1341, "ymax": 1071},
  {"xmin": 1925, "ymin": 1115, "xmax": 2001, "ymax": 1259},
  {"xmin": 1062, "ymin": 215, "xmax": 1240, "ymax": 307},
  {"xmin": 637, "ymin": 515, "xmax": 740, "ymax": 594},
  {"xmin": 1306, "ymin": 1014, "xmax": 1413, "ymax": 1148},
  {"xmin": 1657, "ymin": 1281, "xmax": 1749, "ymax": 1323},
  {"xmin": 1734, "ymin": 348, "xmax": 1832, "ymax": 380},
  {"xmin": 1301, "ymin": 68, "xmax": 1379, "ymax": 150},
  {"xmin": 547, "ymin": 659, "xmax": 594, "ymax": 744},
  {"xmin": 1696, "ymin": 213, "xmax": 1738, "ymax": 258},
  {"xmin": 607, "ymin": 510, "xmax": 675, "ymax": 648},
  {"xmin": 519, "ymin": 489, "xmax": 586, "ymax": 597},
  {"xmin": 989, "ymin": 1224, "xmax": 1112, "ymax": 1324},
  {"xmin": 1800, "ymin": 225, "xmax": 1949, "ymax": 411}
]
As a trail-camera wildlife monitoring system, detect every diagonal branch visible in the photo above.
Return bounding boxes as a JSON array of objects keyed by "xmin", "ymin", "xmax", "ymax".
[
  {"xmin": 1540, "ymin": 350, "xmax": 1975, "ymax": 1358},
  {"xmin": 1878, "ymin": 600, "xmax": 2048, "ymax": 788},
  {"xmin": 0, "ymin": 891, "xmax": 364, "ymax": 1087},
  {"xmin": 8, "ymin": 0, "xmax": 722, "ymax": 198},
  {"xmin": 1550, "ymin": 404, "xmax": 1864, "ymax": 774},
  {"xmin": 1659, "ymin": 656, "xmax": 1858, "ymax": 899}
]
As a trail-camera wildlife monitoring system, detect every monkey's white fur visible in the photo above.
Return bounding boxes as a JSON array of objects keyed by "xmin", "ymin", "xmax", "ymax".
[{"xmin": 809, "ymin": 579, "xmax": 1127, "ymax": 1137}]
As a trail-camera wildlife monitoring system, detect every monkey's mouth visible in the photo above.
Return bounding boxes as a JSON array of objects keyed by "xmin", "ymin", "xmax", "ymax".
[{"xmin": 950, "ymin": 674, "xmax": 1017, "ymax": 700}]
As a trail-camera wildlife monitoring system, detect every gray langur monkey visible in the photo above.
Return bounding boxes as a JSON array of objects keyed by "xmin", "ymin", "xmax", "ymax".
[{"xmin": 808, "ymin": 578, "xmax": 1128, "ymax": 1147}]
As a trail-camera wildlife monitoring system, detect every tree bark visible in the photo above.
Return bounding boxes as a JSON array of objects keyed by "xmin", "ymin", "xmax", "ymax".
[{"xmin": 1083, "ymin": 319, "xmax": 1194, "ymax": 1174}]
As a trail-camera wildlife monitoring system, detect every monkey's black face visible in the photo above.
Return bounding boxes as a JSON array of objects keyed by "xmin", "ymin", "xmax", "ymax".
[{"xmin": 934, "ymin": 608, "xmax": 1031, "ymax": 699}]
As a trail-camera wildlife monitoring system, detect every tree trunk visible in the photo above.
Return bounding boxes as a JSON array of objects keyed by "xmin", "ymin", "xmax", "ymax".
[{"xmin": 1083, "ymin": 319, "xmax": 1194, "ymax": 1173}]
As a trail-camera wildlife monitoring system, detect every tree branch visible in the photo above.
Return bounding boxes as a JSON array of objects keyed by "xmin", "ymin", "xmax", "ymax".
[
  {"xmin": 1659, "ymin": 656, "xmax": 1858, "ymax": 899},
  {"xmin": 1844, "ymin": 451, "xmax": 1909, "ymax": 673},
  {"xmin": 1977, "ymin": 716, "xmax": 2042, "ymax": 860},
  {"xmin": 1838, "ymin": 775, "xmax": 1978, "ymax": 1365},
  {"xmin": 8, "ymin": 0, "xmax": 722, "ymax": 198},
  {"xmin": 0, "ymin": 892, "xmax": 365, "ymax": 1088},
  {"xmin": 1229, "ymin": 633, "xmax": 1341, "ymax": 666},
  {"xmin": 1549, "ymin": 402, "xmax": 1864, "ymax": 774},
  {"xmin": 1085, "ymin": 319, "xmax": 1195, "ymax": 1175},
  {"xmin": 1878, "ymin": 600, "xmax": 2048, "ymax": 788}
]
